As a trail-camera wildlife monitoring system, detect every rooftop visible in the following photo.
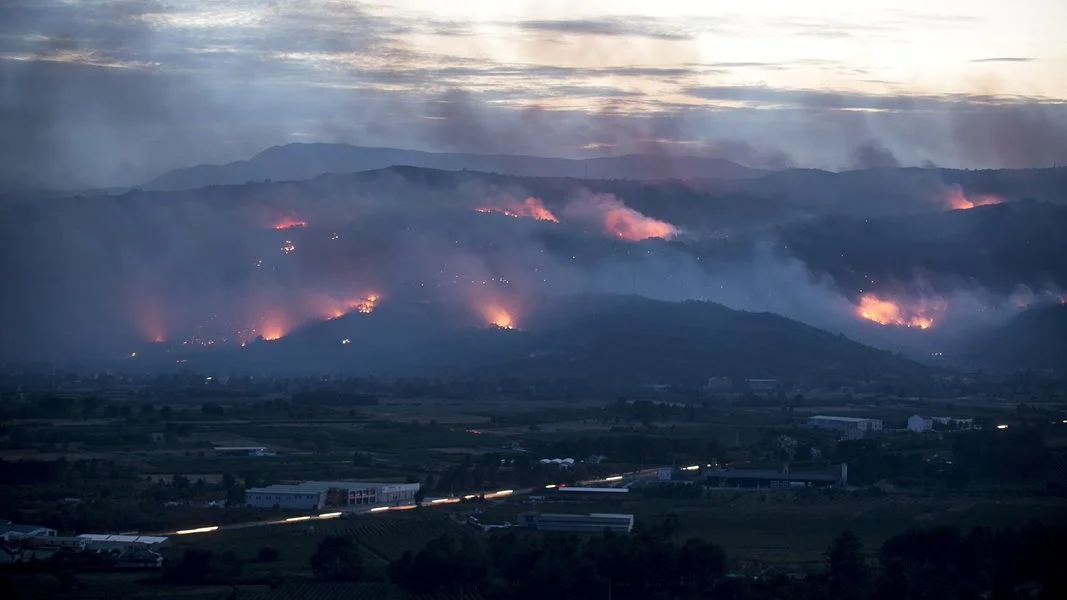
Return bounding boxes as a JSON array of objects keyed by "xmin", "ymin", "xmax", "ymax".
[
  {"xmin": 0, "ymin": 521, "xmax": 54, "ymax": 534},
  {"xmin": 78, "ymin": 534, "xmax": 168, "ymax": 544}
]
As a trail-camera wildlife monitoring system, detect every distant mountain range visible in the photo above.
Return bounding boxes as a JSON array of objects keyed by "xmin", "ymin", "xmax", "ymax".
[
  {"xmin": 141, "ymin": 143, "xmax": 767, "ymax": 191},
  {"xmin": 130, "ymin": 295, "xmax": 929, "ymax": 383}
]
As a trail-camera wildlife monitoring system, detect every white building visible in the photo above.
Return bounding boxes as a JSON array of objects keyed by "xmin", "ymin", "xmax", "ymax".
[
  {"xmin": 807, "ymin": 416, "xmax": 884, "ymax": 433},
  {"xmin": 908, "ymin": 415, "xmax": 975, "ymax": 433},
  {"xmin": 245, "ymin": 481, "xmax": 420, "ymax": 510}
]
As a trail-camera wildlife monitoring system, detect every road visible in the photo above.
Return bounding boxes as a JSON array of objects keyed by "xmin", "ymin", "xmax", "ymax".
[{"xmin": 164, "ymin": 467, "xmax": 666, "ymax": 537}]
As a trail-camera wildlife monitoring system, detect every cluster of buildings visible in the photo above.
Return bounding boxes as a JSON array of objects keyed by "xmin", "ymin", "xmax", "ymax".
[
  {"xmin": 906, "ymin": 415, "xmax": 975, "ymax": 433},
  {"xmin": 0, "ymin": 521, "xmax": 166, "ymax": 569},
  {"xmin": 244, "ymin": 480, "xmax": 420, "ymax": 510},
  {"xmin": 670, "ymin": 463, "xmax": 848, "ymax": 490},
  {"xmin": 806, "ymin": 414, "xmax": 976, "ymax": 436}
]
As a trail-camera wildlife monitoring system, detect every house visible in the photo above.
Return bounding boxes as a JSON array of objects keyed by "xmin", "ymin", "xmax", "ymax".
[{"xmin": 0, "ymin": 520, "xmax": 57, "ymax": 541}]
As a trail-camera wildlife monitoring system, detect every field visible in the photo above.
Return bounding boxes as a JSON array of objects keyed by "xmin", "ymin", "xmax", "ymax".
[
  {"xmin": 3, "ymin": 376, "xmax": 1066, "ymax": 599},
  {"xmin": 166, "ymin": 511, "xmax": 471, "ymax": 579},
  {"xmin": 474, "ymin": 490, "xmax": 1067, "ymax": 565}
]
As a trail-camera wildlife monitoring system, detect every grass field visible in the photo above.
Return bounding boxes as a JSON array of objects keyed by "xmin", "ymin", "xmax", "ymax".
[
  {"xmin": 475, "ymin": 490, "xmax": 1067, "ymax": 566},
  {"xmin": 167, "ymin": 511, "xmax": 471, "ymax": 581}
]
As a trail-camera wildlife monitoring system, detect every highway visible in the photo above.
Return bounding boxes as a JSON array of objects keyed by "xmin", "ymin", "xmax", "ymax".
[{"xmin": 165, "ymin": 468, "xmax": 666, "ymax": 537}]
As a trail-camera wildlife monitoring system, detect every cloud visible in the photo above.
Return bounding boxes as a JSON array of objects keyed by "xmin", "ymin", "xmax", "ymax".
[
  {"xmin": 1, "ymin": 1, "xmax": 1065, "ymax": 190},
  {"xmin": 969, "ymin": 57, "xmax": 1035, "ymax": 63},
  {"xmin": 515, "ymin": 17, "xmax": 696, "ymax": 41}
]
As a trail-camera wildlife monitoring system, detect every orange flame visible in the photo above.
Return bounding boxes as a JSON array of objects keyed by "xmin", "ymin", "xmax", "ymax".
[
  {"xmin": 272, "ymin": 215, "xmax": 308, "ymax": 229},
  {"xmin": 943, "ymin": 185, "xmax": 1002, "ymax": 210},
  {"xmin": 565, "ymin": 193, "xmax": 677, "ymax": 241},
  {"xmin": 484, "ymin": 305, "xmax": 514, "ymax": 329},
  {"xmin": 257, "ymin": 310, "xmax": 288, "ymax": 341},
  {"xmin": 475, "ymin": 196, "xmax": 559, "ymax": 223},
  {"xmin": 855, "ymin": 293, "xmax": 944, "ymax": 329},
  {"xmin": 322, "ymin": 293, "xmax": 381, "ymax": 319}
]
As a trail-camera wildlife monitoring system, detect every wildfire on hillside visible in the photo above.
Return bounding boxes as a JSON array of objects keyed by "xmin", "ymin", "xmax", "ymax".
[
  {"xmin": 483, "ymin": 304, "xmax": 515, "ymax": 329},
  {"xmin": 322, "ymin": 293, "xmax": 381, "ymax": 319},
  {"xmin": 855, "ymin": 293, "xmax": 946, "ymax": 329},
  {"xmin": 564, "ymin": 193, "xmax": 677, "ymax": 241},
  {"xmin": 272, "ymin": 214, "xmax": 308, "ymax": 229},
  {"xmin": 475, "ymin": 196, "xmax": 559, "ymax": 223},
  {"xmin": 942, "ymin": 185, "xmax": 1002, "ymax": 211}
]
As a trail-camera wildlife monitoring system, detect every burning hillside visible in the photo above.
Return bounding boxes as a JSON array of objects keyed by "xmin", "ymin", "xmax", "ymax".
[
  {"xmin": 563, "ymin": 193, "xmax": 678, "ymax": 241},
  {"xmin": 942, "ymin": 185, "xmax": 1002, "ymax": 211},
  {"xmin": 272, "ymin": 214, "xmax": 308, "ymax": 229},
  {"xmin": 475, "ymin": 196, "xmax": 558, "ymax": 222},
  {"xmin": 855, "ymin": 293, "xmax": 946, "ymax": 329},
  {"xmin": 483, "ymin": 304, "xmax": 515, "ymax": 329}
]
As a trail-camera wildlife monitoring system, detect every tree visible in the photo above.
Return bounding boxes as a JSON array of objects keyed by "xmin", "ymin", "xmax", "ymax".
[
  {"xmin": 826, "ymin": 530, "xmax": 867, "ymax": 599},
  {"xmin": 310, "ymin": 536, "xmax": 365, "ymax": 582},
  {"xmin": 256, "ymin": 547, "xmax": 280, "ymax": 563}
]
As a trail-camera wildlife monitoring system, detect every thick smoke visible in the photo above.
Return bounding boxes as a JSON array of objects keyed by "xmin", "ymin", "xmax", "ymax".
[{"xmin": 3, "ymin": 168, "xmax": 1059, "ymax": 365}]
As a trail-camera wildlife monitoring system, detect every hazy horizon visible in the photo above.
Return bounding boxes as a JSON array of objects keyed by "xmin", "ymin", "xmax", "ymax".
[{"xmin": 3, "ymin": 1, "xmax": 1066, "ymax": 191}]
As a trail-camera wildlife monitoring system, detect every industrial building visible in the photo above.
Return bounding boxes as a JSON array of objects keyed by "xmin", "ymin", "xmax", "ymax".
[
  {"xmin": 907, "ymin": 415, "xmax": 975, "ymax": 433},
  {"xmin": 807, "ymin": 415, "xmax": 883, "ymax": 433},
  {"xmin": 245, "ymin": 481, "xmax": 420, "ymax": 510},
  {"xmin": 520, "ymin": 512, "xmax": 634, "ymax": 534}
]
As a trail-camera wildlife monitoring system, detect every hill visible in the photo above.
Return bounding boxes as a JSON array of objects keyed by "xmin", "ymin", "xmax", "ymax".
[
  {"xmin": 777, "ymin": 199, "xmax": 1067, "ymax": 295},
  {"xmin": 958, "ymin": 304, "xmax": 1067, "ymax": 373},
  {"xmin": 132, "ymin": 295, "xmax": 929, "ymax": 384},
  {"xmin": 141, "ymin": 143, "xmax": 765, "ymax": 191}
]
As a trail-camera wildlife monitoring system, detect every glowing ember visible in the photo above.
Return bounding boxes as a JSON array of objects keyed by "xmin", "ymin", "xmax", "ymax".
[
  {"xmin": 855, "ymin": 293, "xmax": 944, "ymax": 329},
  {"xmin": 281, "ymin": 240, "xmax": 296, "ymax": 254},
  {"xmin": 485, "ymin": 305, "xmax": 514, "ymax": 329},
  {"xmin": 475, "ymin": 196, "xmax": 559, "ymax": 223},
  {"xmin": 272, "ymin": 215, "xmax": 308, "ymax": 229},
  {"xmin": 942, "ymin": 185, "xmax": 1002, "ymax": 210}
]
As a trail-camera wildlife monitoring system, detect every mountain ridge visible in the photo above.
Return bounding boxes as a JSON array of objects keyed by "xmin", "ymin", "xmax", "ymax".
[{"xmin": 142, "ymin": 143, "xmax": 766, "ymax": 191}]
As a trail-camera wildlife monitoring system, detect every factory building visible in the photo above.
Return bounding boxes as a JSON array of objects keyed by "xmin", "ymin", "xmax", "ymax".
[
  {"xmin": 245, "ymin": 481, "xmax": 420, "ymax": 510},
  {"xmin": 520, "ymin": 512, "xmax": 634, "ymax": 534},
  {"xmin": 907, "ymin": 415, "xmax": 975, "ymax": 433},
  {"xmin": 807, "ymin": 415, "xmax": 883, "ymax": 433}
]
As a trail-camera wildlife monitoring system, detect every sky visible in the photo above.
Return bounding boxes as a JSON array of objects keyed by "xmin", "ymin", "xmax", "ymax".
[{"xmin": 1, "ymin": 0, "xmax": 1066, "ymax": 190}]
